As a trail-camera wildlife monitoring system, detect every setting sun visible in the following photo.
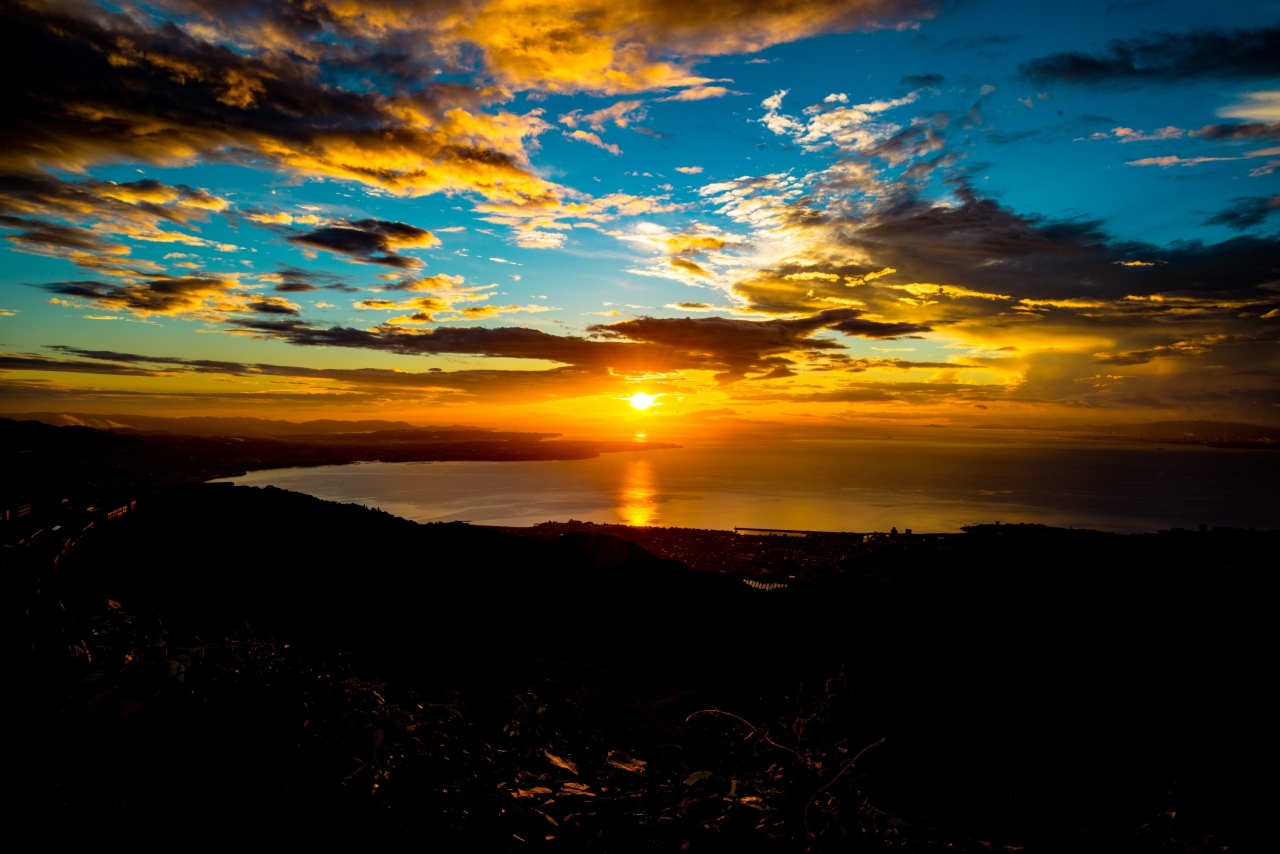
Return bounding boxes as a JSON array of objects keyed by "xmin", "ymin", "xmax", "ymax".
[{"xmin": 628, "ymin": 392, "xmax": 658, "ymax": 411}]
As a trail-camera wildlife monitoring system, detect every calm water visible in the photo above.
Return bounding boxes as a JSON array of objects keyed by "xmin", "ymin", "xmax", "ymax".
[{"xmin": 215, "ymin": 434, "xmax": 1280, "ymax": 533}]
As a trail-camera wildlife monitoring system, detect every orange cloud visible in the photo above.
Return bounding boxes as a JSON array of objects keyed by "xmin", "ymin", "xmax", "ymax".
[
  {"xmin": 668, "ymin": 257, "xmax": 713, "ymax": 277},
  {"xmin": 3, "ymin": 3, "xmax": 559, "ymax": 212},
  {"xmin": 0, "ymin": 173, "xmax": 232, "ymax": 261},
  {"xmin": 664, "ymin": 234, "xmax": 731, "ymax": 255},
  {"xmin": 447, "ymin": 0, "xmax": 938, "ymax": 95},
  {"xmin": 41, "ymin": 275, "xmax": 243, "ymax": 317},
  {"xmin": 1, "ymin": 0, "xmax": 940, "ymax": 266}
]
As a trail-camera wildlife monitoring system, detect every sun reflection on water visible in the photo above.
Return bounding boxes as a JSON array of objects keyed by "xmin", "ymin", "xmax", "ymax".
[{"xmin": 617, "ymin": 458, "xmax": 657, "ymax": 526}]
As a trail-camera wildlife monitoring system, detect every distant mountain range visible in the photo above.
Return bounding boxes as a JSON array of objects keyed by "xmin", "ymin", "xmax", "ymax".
[
  {"xmin": 1, "ymin": 416, "xmax": 676, "ymax": 506},
  {"xmin": 4, "ymin": 411, "xmax": 453, "ymax": 438}
]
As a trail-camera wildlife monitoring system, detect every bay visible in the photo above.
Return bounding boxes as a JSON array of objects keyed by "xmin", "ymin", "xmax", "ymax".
[{"xmin": 214, "ymin": 432, "xmax": 1279, "ymax": 533}]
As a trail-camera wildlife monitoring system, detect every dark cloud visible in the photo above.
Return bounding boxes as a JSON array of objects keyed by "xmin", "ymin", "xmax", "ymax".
[
  {"xmin": 47, "ymin": 347, "xmax": 250, "ymax": 374},
  {"xmin": 0, "ymin": 173, "xmax": 224, "ymax": 227},
  {"xmin": 1204, "ymin": 196, "xmax": 1280, "ymax": 232},
  {"xmin": 0, "ymin": 2, "xmax": 552, "ymax": 203},
  {"xmin": 722, "ymin": 179, "xmax": 1280, "ymax": 358},
  {"xmin": 31, "ymin": 344, "xmax": 616, "ymax": 403},
  {"xmin": 0, "ymin": 353, "xmax": 164, "ymax": 377},
  {"xmin": 286, "ymin": 219, "xmax": 438, "ymax": 268},
  {"xmin": 0, "ymin": 0, "xmax": 930, "ymax": 207},
  {"xmin": 1020, "ymin": 24, "xmax": 1280, "ymax": 86},
  {"xmin": 856, "ymin": 359, "xmax": 976, "ymax": 370},
  {"xmin": 233, "ymin": 318, "xmax": 635, "ymax": 366},
  {"xmin": 1094, "ymin": 345, "xmax": 1203, "ymax": 366},
  {"xmin": 41, "ymin": 276, "xmax": 238, "ymax": 316},
  {"xmin": 829, "ymin": 317, "xmax": 933, "ymax": 338},
  {"xmin": 901, "ymin": 73, "xmax": 945, "ymax": 87},
  {"xmin": 246, "ymin": 298, "xmax": 302, "ymax": 316},
  {"xmin": 864, "ymin": 114, "xmax": 948, "ymax": 166},
  {"xmin": 1094, "ymin": 329, "xmax": 1279, "ymax": 366},
  {"xmin": 1, "ymin": 216, "xmax": 121, "ymax": 255},
  {"xmin": 230, "ymin": 309, "xmax": 874, "ymax": 383},
  {"xmin": 268, "ymin": 266, "xmax": 361, "ymax": 293},
  {"xmin": 146, "ymin": 0, "xmax": 940, "ymax": 97},
  {"xmin": 831, "ymin": 185, "xmax": 1280, "ymax": 300},
  {"xmin": 729, "ymin": 379, "xmax": 1006, "ymax": 405},
  {"xmin": 1190, "ymin": 122, "xmax": 1280, "ymax": 142},
  {"xmin": 1094, "ymin": 350, "xmax": 1174, "ymax": 367},
  {"xmin": 0, "ymin": 171, "xmax": 234, "ymax": 278},
  {"xmin": 589, "ymin": 311, "xmax": 854, "ymax": 382}
]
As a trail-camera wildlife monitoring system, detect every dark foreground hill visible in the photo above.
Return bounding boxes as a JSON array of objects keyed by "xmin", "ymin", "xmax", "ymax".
[{"xmin": 13, "ymin": 484, "xmax": 1273, "ymax": 851}]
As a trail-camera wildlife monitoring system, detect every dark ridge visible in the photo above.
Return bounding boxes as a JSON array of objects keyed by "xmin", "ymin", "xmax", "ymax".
[
  {"xmin": 4, "ymin": 411, "xmax": 443, "ymax": 437},
  {"xmin": 12, "ymin": 481, "xmax": 1274, "ymax": 850},
  {"xmin": 1, "ymin": 417, "xmax": 676, "ymax": 495}
]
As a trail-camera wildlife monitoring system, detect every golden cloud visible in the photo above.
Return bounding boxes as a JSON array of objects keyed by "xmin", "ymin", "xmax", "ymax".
[
  {"xmin": 448, "ymin": 0, "xmax": 937, "ymax": 95},
  {"xmin": 668, "ymin": 257, "xmax": 712, "ymax": 277},
  {"xmin": 42, "ymin": 274, "xmax": 243, "ymax": 317},
  {"xmin": 664, "ymin": 234, "xmax": 732, "ymax": 255},
  {"xmin": 0, "ymin": 173, "xmax": 232, "ymax": 258},
  {"xmin": 2, "ymin": 0, "xmax": 939, "ymax": 237},
  {"xmin": 3, "ymin": 2, "xmax": 559, "ymax": 212}
]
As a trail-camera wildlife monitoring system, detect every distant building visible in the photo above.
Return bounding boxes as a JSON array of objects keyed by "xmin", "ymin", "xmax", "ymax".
[{"xmin": 105, "ymin": 500, "xmax": 137, "ymax": 521}]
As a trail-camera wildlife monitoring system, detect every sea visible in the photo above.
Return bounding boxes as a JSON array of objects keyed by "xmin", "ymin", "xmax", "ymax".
[{"xmin": 213, "ymin": 431, "xmax": 1280, "ymax": 533}]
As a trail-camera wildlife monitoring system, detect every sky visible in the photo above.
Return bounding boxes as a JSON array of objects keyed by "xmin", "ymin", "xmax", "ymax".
[{"xmin": 1, "ymin": 0, "xmax": 1277, "ymax": 435}]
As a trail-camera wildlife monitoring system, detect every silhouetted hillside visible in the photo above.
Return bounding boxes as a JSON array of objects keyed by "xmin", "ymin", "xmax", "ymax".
[
  {"xmin": 5, "ymin": 411, "xmax": 423, "ymax": 436},
  {"xmin": 2, "ymin": 417, "xmax": 676, "ymax": 502},
  {"xmin": 15, "ymin": 484, "xmax": 1273, "ymax": 851}
]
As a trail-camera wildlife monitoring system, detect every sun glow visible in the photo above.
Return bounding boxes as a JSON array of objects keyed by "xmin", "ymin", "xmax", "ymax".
[{"xmin": 628, "ymin": 392, "xmax": 658, "ymax": 411}]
